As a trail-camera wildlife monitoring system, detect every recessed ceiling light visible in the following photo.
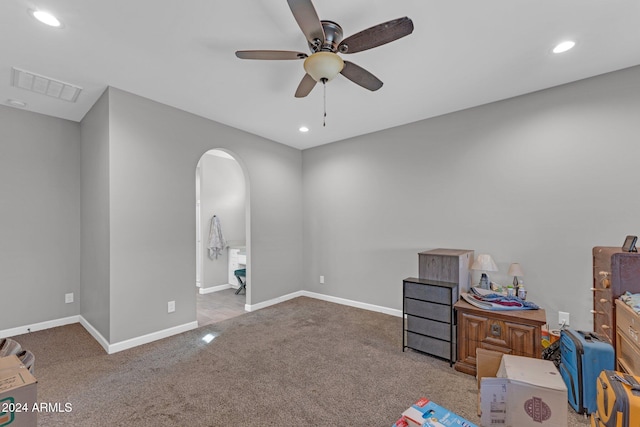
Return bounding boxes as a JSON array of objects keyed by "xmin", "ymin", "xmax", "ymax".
[
  {"xmin": 553, "ymin": 41, "xmax": 575, "ymax": 54},
  {"xmin": 299, "ymin": 126, "xmax": 309, "ymax": 133},
  {"xmin": 6, "ymin": 99, "xmax": 27, "ymax": 108},
  {"xmin": 30, "ymin": 9, "xmax": 62, "ymax": 27}
]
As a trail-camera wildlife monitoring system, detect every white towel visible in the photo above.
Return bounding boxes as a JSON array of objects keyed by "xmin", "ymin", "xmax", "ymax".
[{"xmin": 207, "ymin": 215, "xmax": 226, "ymax": 260}]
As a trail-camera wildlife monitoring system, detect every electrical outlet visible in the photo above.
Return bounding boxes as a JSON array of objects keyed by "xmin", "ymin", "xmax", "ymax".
[
  {"xmin": 319, "ymin": 275, "xmax": 325, "ymax": 284},
  {"xmin": 558, "ymin": 311, "xmax": 570, "ymax": 326},
  {"xmin": 65, "ymin": 293, "xmax": 74, "ymax": 303},
  {"xmin": 168, "ymin": 301, "xmax": 175, "ymax": 313}
]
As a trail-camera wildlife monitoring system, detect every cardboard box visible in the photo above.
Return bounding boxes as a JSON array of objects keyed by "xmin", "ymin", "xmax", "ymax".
[
  {"xmin": 393, "ymin": 397, "xmax": 478, "ymax": 427},
  {"xmin": 0, "ymin": 355, "xmax": 37, "ymax": 427},
  {"xmin": 480, "ymin": 354, "xmax": 567, "ymax": 427},
  {"xmin": 475, "ymin": 348, "xmax": 504, "ymax": 416}
]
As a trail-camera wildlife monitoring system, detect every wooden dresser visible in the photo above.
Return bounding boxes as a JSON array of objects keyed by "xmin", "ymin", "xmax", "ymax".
[
  {"xmin": 453, "ymin": 299, "xmax": 546, "ymax": 376},
  {"xmin": 592, "ymin": 247, "xmax": 640, "ymax": 351},
  {"xmin": 615, "ymin": 299, "xmax": 640, "ymax": 375}
]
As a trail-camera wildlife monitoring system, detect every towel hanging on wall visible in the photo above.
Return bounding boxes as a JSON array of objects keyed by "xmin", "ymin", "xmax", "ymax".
[{"xmin": 208, "ymin": 215, "xmax": 227, "ymax": 260}]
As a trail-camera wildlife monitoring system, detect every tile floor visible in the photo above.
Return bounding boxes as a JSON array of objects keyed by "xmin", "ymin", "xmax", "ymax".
[{"xmin": 196, "ymin": 288, "xmax": 247, "ymax": 326}]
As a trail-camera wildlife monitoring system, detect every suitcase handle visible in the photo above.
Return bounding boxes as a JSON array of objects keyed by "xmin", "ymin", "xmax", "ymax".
[
  {"xmin": 613, "ymin": 373, "xmax": 640, "ymax": 395},
  {"xmin": 609, "ymin": 373, "xmax": 640, "ymax": 407},
  {"xmin": 578, "ymin": 330, "xmax": 602, "ymax": 342}
]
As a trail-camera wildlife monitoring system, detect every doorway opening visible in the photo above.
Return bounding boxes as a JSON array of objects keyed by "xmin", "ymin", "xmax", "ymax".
[{"xmin": 195, "ymin": 149, "xmax": 249, "ymax": 326}]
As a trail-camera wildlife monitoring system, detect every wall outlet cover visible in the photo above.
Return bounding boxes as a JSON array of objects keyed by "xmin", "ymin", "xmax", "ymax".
[
  {"xmin": 558, "ymin": 311, "xmax": 570, "ymax": 326},
  {"xmin": 65, "ymin": 293, "xmax": 74, "ymax": 303}
]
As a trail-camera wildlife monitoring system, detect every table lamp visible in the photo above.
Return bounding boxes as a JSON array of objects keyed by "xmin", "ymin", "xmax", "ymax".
[
  {"xmin": 508, "ymin": 263, "xmax": 524, "ymax": 287},
  {"xmin": 471, "ymin": 254, "xmax": 498, "ymax": 289}
]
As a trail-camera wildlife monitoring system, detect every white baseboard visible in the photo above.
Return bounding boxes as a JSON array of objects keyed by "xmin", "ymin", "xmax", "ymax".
[
  {"xmin": 105, "ymin": 321, "xmax": 199, "ymax": 354},
  {"xmin": 244, "ymin": 290, "xmax": 402, "ymax": 318},
  {"xmin": 199, "ymin": 283, "xmax": 234, "ymax": 294},
  {"xmin": 2, "ymin": 292, "xmax": 398, "ymax": 353},
  {"xmin": 302, "ymin": 291, "xmax": 403, "ymax": 317},
  {"xmin": 0, "ymin": 315, "xmax": 80, "ymax": 339},
  {"xmin": 79, "ymin": 316, "xmax": 199, "ymax": 354},
  {"xmin": 2, "ymin": 314, "xmax": 198, "ymax": 356},
  {"xmin": 78, "ymin": 315, "xmax": 110, "ymax": 353},
  {"xmin": 245, "ymin": 291, "xmax": 305, "ymax": 312}
]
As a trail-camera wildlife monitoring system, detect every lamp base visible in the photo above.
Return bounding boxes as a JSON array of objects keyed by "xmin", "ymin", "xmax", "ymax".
[{"xmin": 479, "ymin": 273, "xmax": 490, "ymax": 289}]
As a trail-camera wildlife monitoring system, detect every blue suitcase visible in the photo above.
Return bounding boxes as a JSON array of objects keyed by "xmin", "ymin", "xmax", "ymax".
[{"xmin": 559, "ymin": 329, "xmax": 615, "ymax": 414}]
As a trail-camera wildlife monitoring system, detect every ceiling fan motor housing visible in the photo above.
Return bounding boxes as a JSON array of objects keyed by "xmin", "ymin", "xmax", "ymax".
[{"xmin": 312, "ymin": 20, "xmax": 343, "ymax": 53}]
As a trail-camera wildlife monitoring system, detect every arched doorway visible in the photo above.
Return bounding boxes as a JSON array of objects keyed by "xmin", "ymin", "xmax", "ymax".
[{"xmin": 195, "ymin": 149, "xmax": 249, "ymax": 326}]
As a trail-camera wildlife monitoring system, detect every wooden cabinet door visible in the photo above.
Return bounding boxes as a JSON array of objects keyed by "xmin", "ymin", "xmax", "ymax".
[
  {"xmin": 455, "ymin": 299, "xmax": 546, "ymax": 376},
  {"xmin": 505, "ymin": 321, "xmax": 536, "ymax": 357},
  {"xmin": 458, "ymin": 312, "xmax": 487, "ymax": 367}
]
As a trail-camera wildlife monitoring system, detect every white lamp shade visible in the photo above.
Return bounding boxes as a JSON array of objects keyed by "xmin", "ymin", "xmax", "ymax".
[
  {"xmin": 508, "ymin": 263, "xmax": 524, "ymax": 277},
  {"xmin": 471, "ymin": 254, "xmax": 498, "ymax": 272},
  {"xmin": 303, "ymin": 52, "xmax": 344, "ymax": 82}
]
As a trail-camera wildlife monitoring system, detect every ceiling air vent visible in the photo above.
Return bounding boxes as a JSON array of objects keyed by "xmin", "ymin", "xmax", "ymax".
[{"xmin": 11, "ymin": 67, "xmax": 82, "ymax": 102}]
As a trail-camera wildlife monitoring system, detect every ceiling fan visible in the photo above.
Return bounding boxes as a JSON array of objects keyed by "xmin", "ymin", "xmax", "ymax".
[{"xmin": 235, "ymin": 0, "xmax": 414, "ymax": 98}]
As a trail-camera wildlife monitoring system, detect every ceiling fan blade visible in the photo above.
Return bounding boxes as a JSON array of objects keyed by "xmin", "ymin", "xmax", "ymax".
[
  {"xmin": 287, "ymin": 0, "xmax": 325, "ymax": 46},
  {"xmin": 235, "ymin": 50, "xmax": 308, "ymax": 60},
  {"xmin": 338, "ymin": 17, "xmax": 414, "ymax": 54},
  {"xmin": 340, "ymin": 61, "xmax": 383, "ymax": 91},
  {"xmin": 295, "ymin": 73, "xmax": 317, "ymax": 98}
]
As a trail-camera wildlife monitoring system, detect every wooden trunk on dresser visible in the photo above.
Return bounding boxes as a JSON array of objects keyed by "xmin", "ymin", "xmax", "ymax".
[
  {"xmin": 453, "ymin": 299, "xmax": 546, "ymax": 376},
  {"xmin": 592, "ymin": 247, "xmax": 640, "ymax": 353},
  {"xmin": 418, "ymin": 249, "xmax": 474, "ymax": 294}
]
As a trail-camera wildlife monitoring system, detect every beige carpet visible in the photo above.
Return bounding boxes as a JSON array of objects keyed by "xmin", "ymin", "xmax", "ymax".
[{"xmin": 11, "ymin": 297, "xmax": 589, "ymax": 426}]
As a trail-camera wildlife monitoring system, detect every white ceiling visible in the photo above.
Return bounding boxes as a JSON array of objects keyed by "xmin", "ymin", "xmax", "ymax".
[{"xmin": 2, "ymin": 1, "xmax": 640, "ymax": 150}]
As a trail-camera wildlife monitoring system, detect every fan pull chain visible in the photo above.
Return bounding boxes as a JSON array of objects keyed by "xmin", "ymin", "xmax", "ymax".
[{"xmin": 322, "ymin": 78, "xmax": 327, "ymax": 127}]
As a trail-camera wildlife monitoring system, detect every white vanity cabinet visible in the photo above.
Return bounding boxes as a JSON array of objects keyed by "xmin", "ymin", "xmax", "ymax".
[{"xmin": 228, "ymin": 247, "xmax": 247, "ymax": 287}]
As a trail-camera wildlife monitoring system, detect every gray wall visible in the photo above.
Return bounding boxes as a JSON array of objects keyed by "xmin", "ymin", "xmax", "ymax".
[
  {"xmin": 79, "ymin": 90, "xmax": 111, "ymax": 340},
  {"xmin": 0, "ymin": 105, "xmax": 81, "ymax": 329},
  {"xmin": 1, "ymin": 86, "xmax": 302, "ymax": 345},
  {"xmin": 200, "ymin": 152, "xmax": 246, "ymax": 288},
  {"xmin": 302, "ymin": 65, "xmax": 640, "ymax": 329},
  {"xmin": 106, "ymin": 87, "xmax": 302, "ymax": 343},
  {"xmin": 4, "ymin": 64, "xmax": 640, "ymax": 344}
]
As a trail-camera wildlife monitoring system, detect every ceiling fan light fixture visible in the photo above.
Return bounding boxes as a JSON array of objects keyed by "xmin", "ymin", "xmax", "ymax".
[{"xmin": 303, "ymin": 52, "xmax": 344, "ymax": 82}]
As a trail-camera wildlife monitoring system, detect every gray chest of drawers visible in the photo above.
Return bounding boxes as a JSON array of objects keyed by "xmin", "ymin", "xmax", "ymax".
[{"xmin": 403, "ymin": 277, "xmax": 458, "ymax": 365}]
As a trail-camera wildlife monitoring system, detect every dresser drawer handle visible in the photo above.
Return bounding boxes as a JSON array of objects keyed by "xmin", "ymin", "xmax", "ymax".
[
  {"xmin": 602, "ymin": 325, "xmax": 611, "ymax": 330},
  {"xmin": 491, "ymin": 324, "xmax": 502, "ymax": 337},
  {"xmin": 591, "ymin": 310, "xmax": 605, "ymax": 315},
  {"xmin": 591, "ymin": 288, "xmax": 607, "ymax": 292},
  {"xmin": 600, "ymin": 298, "xmax": 608, "ymax": 303}
]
